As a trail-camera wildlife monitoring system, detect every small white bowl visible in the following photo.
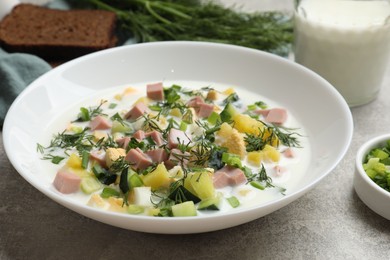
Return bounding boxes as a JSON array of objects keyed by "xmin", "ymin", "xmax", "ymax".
[{"xmin": 355, "ymin": 134, "xmax": 390, "ymax": 220}]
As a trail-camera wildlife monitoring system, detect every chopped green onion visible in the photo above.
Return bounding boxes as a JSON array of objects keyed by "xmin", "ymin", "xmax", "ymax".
[
  {"xmin": 222, "ymin": 152, "xmax": 242, "ymax": 168},
  {"xmin": 226, "ymin": 196, "xmax": 240, "ymax": 208},
  {"xmin": 207, "ymin": 111, "xmax": 220, "ymax": 125},
  {"xmin": 78, "ymin": 107, "xmax": 90, "ymax": 121},
  {"xmin": 247, "ymin": 104, "xmax": 257, "ymax": 111},
  {"xmin": 101, "ymin": 187, "xmax": 120, "ymax": 198},
  {"xmin": 250, "ymin": 181, "xmax": 265, "ymax": 190},
  {"xmin": 51, "ymin": 156, "xmax": 65, "ymax": 164},
  {"xmin": 127, "ymin": 205, "xmax": 145, "ymax": 215},
  {"xmin": 108, "ymin": 103, "xmax": 117, "ymax": 109},
  {"xmin": 180, "ymin": 121, "xmax": 188, "ymax": 131},
  {"xmin": 255, "ymin": 101, "xmax": 268, "ymax": 109},
  {"xmin": 81, "ymin": 150, "xmax": 89, "ymax": 169}
]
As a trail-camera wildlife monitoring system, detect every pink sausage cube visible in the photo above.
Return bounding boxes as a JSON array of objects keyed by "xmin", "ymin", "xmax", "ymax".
[
  {"xmin": 197, "ymin": 103, "xmax": 214, "ymax": 118},
  {"xmin": 146, "ymin": 82, "xmax": 164, "ymax": 101},
  {"xmin": 89, "ymin": 115, "xmax": 112, "ymax": 131},
  {"xmin": 125, "ymin": 102, "xmax": 149, "ymax": 121},
  {"xmin": 53, "ymin": 169, "xmax": 81, "ymax": 194},
  {"xmin": 146, "ymin": 130, "xmax": 164, "ymax": 146},
  {"xmin": 168, "ymin": 128, "xmax": 191, "ymax": 149},
  {"xmin": 146, "ymin": 148, "xmax": 169, "ymax": 163},
  {"xmin": 133, "ymin": 130, "xmax": 146, "ymax": 141},
  {"xmin": 125, "ymin": 148, "xmax": 153, "ymax": 170},
  {"xmin": 265, "ymin": 108, "xmax": 287, "ymax": 125}
]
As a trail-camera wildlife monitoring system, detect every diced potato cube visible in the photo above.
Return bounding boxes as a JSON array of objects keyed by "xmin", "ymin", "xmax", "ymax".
[
  {"xmin": 206, "ymin": 89, "xmax": 218, "ymax": 100},
  {"xmin": 247, "ymin": 145, "xmax": 280, "ymax": 165},
  {"xmin": 223, "ymin": 87, "xmax": 235, "ymax": 95},
  {"xmin": 134, "ymin": 97, "xmax": 151, "ymax": 105},
  {"xmin": 247, "ymin": 151, "xmax": 262, "ymax": 166},
  {"xmin": 141, "ymin": 163, "xmax": 171, "ymax": 190},
  {"xmin": 263, "ymin": 145, "xmax": 280, "ymax": 162},
  {"xmin": 93, "ymin": 131, "xmax": 108, "ymax": 142},
  {"xmin": 184, "ymin": 171, "xmax": 215, "ymax": 200},
  {"xmin": 170, "ymin": 108, "xmax": 182, "ymax": 117},
  {"xmin": 66, "ymin": 153, "xmax": 82, "ymax": 169},
  {"xmin": 232, "ymin": 114, "xmax": 264, "ymax": 135},
  {"xmin": 233, "ymin": 114, "xmax": 279, "ymax": 147}
]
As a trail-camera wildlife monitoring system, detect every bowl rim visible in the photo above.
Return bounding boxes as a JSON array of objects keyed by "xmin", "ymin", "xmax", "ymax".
[{"xmin": 355, "ymin": 134, "xmax": 390, "ymax": 198}]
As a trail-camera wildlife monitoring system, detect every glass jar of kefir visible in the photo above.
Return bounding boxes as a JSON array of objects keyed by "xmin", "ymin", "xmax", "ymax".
[{"xmin": 294, "ymin": 0, "xmax": 390, "ymax": 107}]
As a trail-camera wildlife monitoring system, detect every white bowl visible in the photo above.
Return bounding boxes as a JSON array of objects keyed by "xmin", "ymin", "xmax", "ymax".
[
  {"xmin": 354, "ymin": 134, "xmax": 390, "ymax": 220},
  {"xmin": 3, "ymin": 41, "xmax": 353, "ymax": 234}
]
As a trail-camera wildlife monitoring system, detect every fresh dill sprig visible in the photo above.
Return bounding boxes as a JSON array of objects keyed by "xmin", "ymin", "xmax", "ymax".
[
  {"xmin": 271, "ymin": 125, "xmax": 302, "ymax": 148},
  {"xmin": 67, "ymin": 0, "xmax": 293, "ymax": 56},
  {"xmin": 75, "ymin": 99, "xmax": 107, "ymax": 122}
]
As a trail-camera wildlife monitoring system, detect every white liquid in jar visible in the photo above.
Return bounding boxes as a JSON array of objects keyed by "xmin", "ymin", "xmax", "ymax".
[{"xmin": 294, "ymin": 0, "xmax": 390, "ymax": 107}]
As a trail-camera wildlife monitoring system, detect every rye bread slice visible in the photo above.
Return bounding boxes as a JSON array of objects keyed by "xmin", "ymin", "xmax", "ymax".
[{"xmin": 0, "ymin": 4, "xmax": 117, "ymax": 62}]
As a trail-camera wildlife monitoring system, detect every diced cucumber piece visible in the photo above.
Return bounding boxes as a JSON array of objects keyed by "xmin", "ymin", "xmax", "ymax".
[
  {"xmin": 168, "ymin": 184, "xmax": 201, "ymax": 204},
  {"xmin": 111, "ymin": 120, "xmax": 132, "ymax": 133},
  {"xmin": 127, "ymin": 205, "xmax": 145, "ymax": 215},
  {"xmin": 171, "ymin": 201, "xmax": 197, "ymax": 217},
  {"xmin": 207, "ymin": 111, "xmax": 220, "ymax": 125},
  {"xmin": 81, "ymin": 176, "xmax": 102, "ymax": 194},
  {"xmin": 220, "ymin": 102, "xmax": 237, "ymax": 122},
  {"xmin": 100, "ymin": 187, "xmax": 120, "ymax": 198},
  {"xmin": 226, "ymin": 196, "xmax": 240, "ymax": 208},
  {"xmin": 198, "ymin": 196, "xmax": 221, "ymax": 210},
  {"xmin": 129, "ymin": 172, "xmax": 144, "ymax": 188}
]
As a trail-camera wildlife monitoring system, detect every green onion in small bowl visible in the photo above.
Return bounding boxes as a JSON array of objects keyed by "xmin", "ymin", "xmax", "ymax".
[{"xmin": 354, "ymin": 134, "xmax": 390, "ymax": 220}]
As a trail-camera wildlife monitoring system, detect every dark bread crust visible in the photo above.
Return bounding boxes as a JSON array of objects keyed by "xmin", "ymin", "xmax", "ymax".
[{"xmin": 0, "ymin": 4, "xmax": 117, "ymax": 61}]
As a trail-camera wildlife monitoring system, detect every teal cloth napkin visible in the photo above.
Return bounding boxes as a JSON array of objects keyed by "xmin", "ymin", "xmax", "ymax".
[{"xmin": 0, "ymin": 49, "xmax": 52, "ymax": 126}]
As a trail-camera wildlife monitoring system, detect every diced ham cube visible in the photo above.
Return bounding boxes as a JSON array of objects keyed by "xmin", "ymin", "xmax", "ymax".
[
  {"xmin": 89, "ymin": 150, "xmax": 107, "ymax": 168},
  {"xmin": 254, "ymin": 109, "xmax": 270, "ymax": 117},
  {"xmin": 212, "ymin": 166, "xmax": 247, "ymax": 189},
  {"xmin": 264, "ymin": 108, "xmax": 287, "ymax": 125},
  {"xmin": 89, "ymin": 115, "xmax": 112, "ymax": 131},
  {"xmin": 283, "ymin": 148, "xmax": 295, "ymax": 158},
  {"xmin": 116, "ymin": 136, "xmax": 130, "ymax": 150},
  {"xmin": 197, "ymin": 103, "xmax": 214, "ymax": 118},
  {"xmin": 274, "ymin": 165, "xmax": 287, "ymax": 177},
  {"xmin": 187, "ymin": 96, "xmax": 203, "ymax": 108},
  {"xmin": 146, "ymin": 148, "xmax": 169, "ymax": 163},
  {"xmin": 228, "ymin": 168, "xmax": 247, "ymax": 186},
  {"xmin": 146, "ymin": 130, "xmax": 164, "ymax": 146},
  {"xmin": 165, "ymin": 148, "xmax": 191, "ymax": 169},
  {"xmin": 133, "ymin": 130, "xmax": 146, "ymax": 141},
  {"xmin": 146, "ymin": 82, "xmax": 164, "ymax": 101},
  {"xmin": 187, "ymin": 96, "xmax": 214, "ymax": 118},
  {"xmin": 168, "ymin": 128, "xmax": 191, "ymax": 149},
  {"xmin": 125, "ymin": 102, "xmax": 149, "ymax": 121},
  {"xmin": 125, "ymin": 148, "xmax": 153, "ymax": 170},
  {"xmin": 53, "ymin": 169, "xmax": 81, "ymax": 194},
  {"xmin": 212, "ymin": 171, "xmax": 230, "ymax": 189}
]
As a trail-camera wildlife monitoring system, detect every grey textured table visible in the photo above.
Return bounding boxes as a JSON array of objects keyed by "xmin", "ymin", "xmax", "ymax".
[{"xmin": 1, "ymin": 1, "xmax": 390, "ymax": 259}]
